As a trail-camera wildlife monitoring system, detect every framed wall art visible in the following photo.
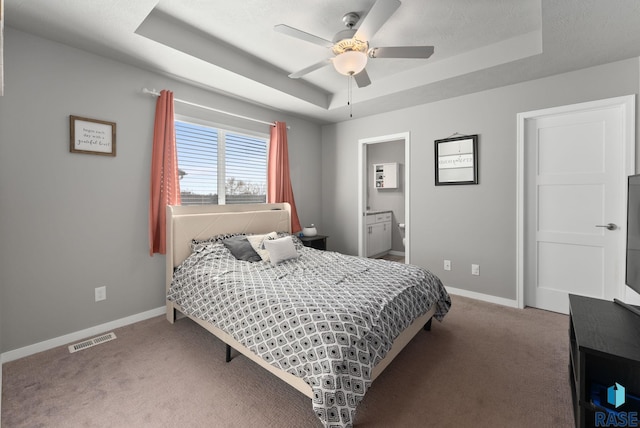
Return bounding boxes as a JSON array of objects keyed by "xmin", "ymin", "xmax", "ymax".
[
  {"xmin": 69, "ymin": 115, "xmax": 116, "ymax": 156},
  {"xmin": 434, "ymin": 134, "xmax": 478, "ymax": 185}
]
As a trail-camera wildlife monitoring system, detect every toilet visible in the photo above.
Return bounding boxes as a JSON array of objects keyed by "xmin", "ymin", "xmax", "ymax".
[{"xmin": 398, "ymin": 223, "xmax": 406, "ymax": 247}]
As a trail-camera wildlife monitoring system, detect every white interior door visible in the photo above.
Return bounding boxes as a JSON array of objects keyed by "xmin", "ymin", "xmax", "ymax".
[{"xmin": 520, "ymin": 96, "xmax": 635, "ymax": 314}]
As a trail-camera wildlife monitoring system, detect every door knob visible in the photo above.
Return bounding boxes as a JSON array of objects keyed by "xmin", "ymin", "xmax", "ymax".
[{"xmin": 595, "ymin": 223, "xmax": 617, "ymax": 231}]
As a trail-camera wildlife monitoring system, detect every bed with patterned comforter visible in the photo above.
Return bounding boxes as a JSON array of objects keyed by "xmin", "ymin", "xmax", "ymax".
[{"xmin": 168, "ymin": 234, "xmax": 451, "ymax": 428}]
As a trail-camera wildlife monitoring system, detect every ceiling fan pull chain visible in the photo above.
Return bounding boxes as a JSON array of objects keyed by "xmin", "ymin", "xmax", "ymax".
[{"xmin": 348, "ymin": 75, "xmax": 353, "ymax": 118}]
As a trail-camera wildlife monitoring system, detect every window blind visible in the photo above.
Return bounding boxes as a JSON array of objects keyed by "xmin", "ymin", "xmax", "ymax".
[
  {"xmin": 175, "ymin": 120, "xmax": 267, "ymax": 205},
  {"xmin": 225, "ymin": 132, "xmax": 267, "ymax": 204}
]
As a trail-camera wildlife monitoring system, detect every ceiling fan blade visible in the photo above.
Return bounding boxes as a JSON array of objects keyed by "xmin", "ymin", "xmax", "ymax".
[
  {"xmin": 274, "ymin": 24, "xmax": 333, "ymax": 48},
  {"xmin": 369, "ymin": 46, "xmax": 435, "ymax": 59},
  {"xmin": 354, "ymin": 69, "xmax": 371, "ymax": 88},
  {"xmin": 288, "ymin": 58, "xmax": 332, "ymax": 79},
  {"xmin": 354, "ymin": 0, "xmax": 401, "ymax": 42}
]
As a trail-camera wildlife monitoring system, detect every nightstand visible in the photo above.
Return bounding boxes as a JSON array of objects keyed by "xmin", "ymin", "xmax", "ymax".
[{"xmin": 299, "ymin": 234, "xmax": 328, "ymax": 251}]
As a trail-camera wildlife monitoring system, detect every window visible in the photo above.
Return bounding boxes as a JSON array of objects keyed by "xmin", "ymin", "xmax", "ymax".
[{"xmin": 175, "ymin": 120, "xmax": 268, "ymax": 205}]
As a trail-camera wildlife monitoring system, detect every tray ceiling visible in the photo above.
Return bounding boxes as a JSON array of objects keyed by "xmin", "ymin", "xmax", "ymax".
[{"xmin": 5, "ymin": 0, "xmax": 640, "ymax": 123}]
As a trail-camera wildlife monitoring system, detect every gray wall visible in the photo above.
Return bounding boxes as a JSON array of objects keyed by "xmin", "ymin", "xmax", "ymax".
[
  {"xmin": 0, "ymin": 28, "xmax": 322, "ymax": 353},
  {"xmin": 321, "ymin": 58, "xmax": 640, "ymax": 301}
]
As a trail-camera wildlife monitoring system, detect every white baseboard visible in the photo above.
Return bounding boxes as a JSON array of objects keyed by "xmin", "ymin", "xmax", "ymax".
[
  {"xmin": 388, "ymin": 250, "xmax": 405, "ymax": 257},
  {"xmin": 445, "ymin": 286, "xmax": 519, "ymax": 308},
  {"xmin": 0, "ymin": 306, "xmax": 165, "ymax": 364}
]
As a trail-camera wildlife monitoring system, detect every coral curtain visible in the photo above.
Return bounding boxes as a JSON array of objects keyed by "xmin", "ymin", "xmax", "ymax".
[
  {"xmin": 149, "ymin": 90, "xmax": 181, "ymax": 255},
  {"xmin": 268, "ymin": 121, "xmax": 302, "ymax": 233}
]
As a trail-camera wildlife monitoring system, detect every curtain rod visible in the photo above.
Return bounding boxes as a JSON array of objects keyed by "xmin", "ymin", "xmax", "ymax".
[{"xmin": 142, "ymin": 88, "xmax": 285, "ymax": 128}]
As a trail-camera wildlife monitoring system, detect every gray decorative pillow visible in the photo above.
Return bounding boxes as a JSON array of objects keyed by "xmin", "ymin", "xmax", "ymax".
[
  {"xmin": 222, "ymin": 235, "xmax": 262, "ymax": 262},
  {"xmin": 263, "ymin": 236, "xmax": 299, "ymax": 265}
]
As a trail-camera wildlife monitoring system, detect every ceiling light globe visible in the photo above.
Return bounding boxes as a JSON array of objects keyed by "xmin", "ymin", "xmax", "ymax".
[{"xmin": 333, "ymin": 51, "xmax": 368, "ymax": 76}]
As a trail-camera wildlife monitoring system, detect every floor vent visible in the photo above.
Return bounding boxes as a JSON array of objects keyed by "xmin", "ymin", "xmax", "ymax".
[{"xmin": 68, "ymin": 332, "xmax": 117, "ymax": 353}]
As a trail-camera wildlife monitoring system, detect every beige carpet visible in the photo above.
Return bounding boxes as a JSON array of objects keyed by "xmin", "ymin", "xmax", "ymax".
[{"xmin": 2, "ymin": 295, "xmax": 574, "ymax": 427}]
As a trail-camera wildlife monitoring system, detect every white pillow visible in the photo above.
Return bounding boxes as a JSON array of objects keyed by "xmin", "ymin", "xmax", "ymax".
[
  {"xmin": 246, "ymin": 232, "xmax": 278, "ymax": 261},
  {"xmin": 263, "ymin": 236, "xmax": 299, "ymax": 265}
]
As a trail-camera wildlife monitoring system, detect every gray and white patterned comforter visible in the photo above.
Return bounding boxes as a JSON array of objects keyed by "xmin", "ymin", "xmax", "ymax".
[{"xmin": 168, "ymin": 236, "xmax": 451, "ymax": 428}]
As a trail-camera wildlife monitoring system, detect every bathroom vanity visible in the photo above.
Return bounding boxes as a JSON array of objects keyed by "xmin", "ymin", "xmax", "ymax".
[{"xmin": 366, "ymin": 211, "xmax": 392, "ymax": 257}]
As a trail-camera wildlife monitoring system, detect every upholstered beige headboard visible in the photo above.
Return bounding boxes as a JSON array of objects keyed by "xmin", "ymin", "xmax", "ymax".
[{"xmin": 165, "ymin": 203, "xmax": 291, "ymax": 293}]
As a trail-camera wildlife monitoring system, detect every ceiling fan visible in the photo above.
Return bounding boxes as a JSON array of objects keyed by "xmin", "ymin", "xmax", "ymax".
[{"xmin": 274, "ymin": 0, "xmax": 434, "ymax": 88}]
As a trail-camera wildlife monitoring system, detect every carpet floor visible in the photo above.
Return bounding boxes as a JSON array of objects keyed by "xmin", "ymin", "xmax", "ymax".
[{"xmin": 2, "ymin": 295, "xmax": 574, "ymax": 427}]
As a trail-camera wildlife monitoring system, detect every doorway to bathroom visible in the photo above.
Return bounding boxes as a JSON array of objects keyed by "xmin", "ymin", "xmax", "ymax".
[{"xmin": 357, "ymin": 132, "xmax": 410, "ymax": 264}]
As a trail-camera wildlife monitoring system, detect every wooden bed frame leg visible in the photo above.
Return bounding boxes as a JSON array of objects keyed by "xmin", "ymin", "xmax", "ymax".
[
  {"xmin": 424, "ymin": 317, "xmax": 433, "ymax": 331},
  {"xmin": 226, "ymin": 344, "xmax": 232, "ymax": 363}
]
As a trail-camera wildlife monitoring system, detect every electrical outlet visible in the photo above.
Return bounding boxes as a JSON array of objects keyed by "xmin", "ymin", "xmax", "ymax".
[
  {"xmin": 444, "ymin": 260, "xmax": 451, "ymax": 271},
  {"xmin": 472, "ymin": 264, "xmax": 480, "ymax": 276},
  {"xmin": 95, "ymin": 286, "xmax": 106, "ymax": 302}
]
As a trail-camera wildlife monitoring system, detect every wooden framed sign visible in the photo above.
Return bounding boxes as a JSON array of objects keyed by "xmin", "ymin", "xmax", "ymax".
[{"xmin": 70, "ymin": 115, "xmax": 116, "ymax": 156}]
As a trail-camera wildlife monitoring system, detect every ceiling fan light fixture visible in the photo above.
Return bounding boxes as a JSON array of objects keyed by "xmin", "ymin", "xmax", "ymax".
[{"xmin": 333, "ymin": 51, "xmax": 368, "ymax": 76}]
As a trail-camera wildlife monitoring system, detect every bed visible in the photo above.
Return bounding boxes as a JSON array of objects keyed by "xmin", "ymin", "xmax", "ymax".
[{"xmin": 165, "ymin": 203, "xmax": 451, "ymax": 427}]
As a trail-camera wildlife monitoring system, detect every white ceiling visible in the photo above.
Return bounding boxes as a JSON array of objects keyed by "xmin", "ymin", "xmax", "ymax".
[{"xmin": 5, "ymin": 0, "xmax": 640, "ymax": 124}]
